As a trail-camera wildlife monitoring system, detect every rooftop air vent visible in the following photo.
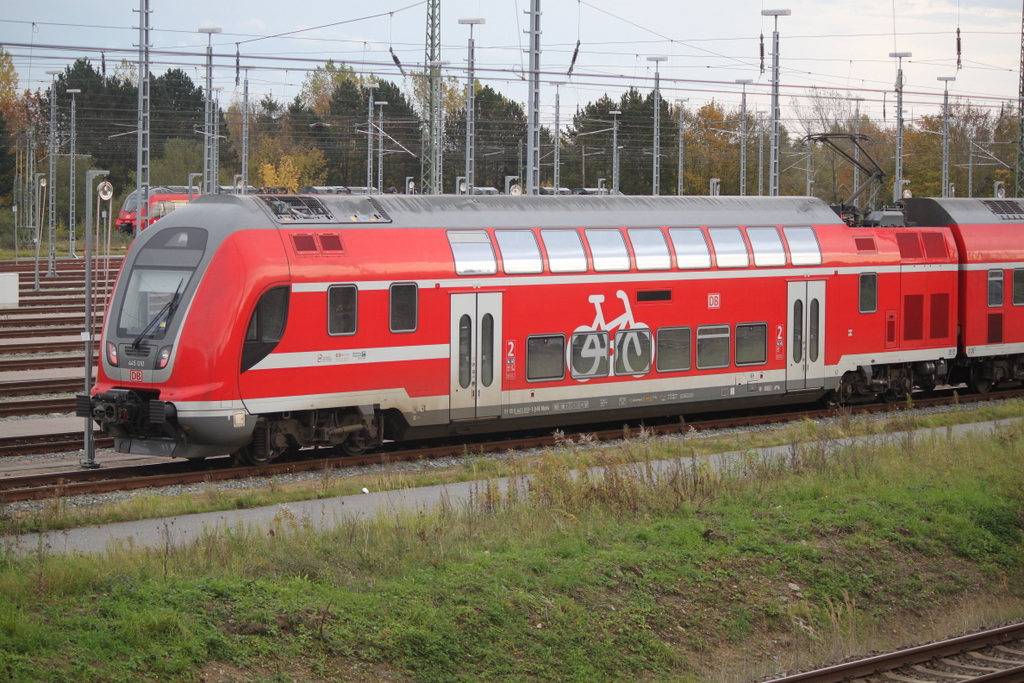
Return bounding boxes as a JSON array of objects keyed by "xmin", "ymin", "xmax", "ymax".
[
  {"xmin": 981, "ymin": 199, "xmax": 1024, "ymax": 220},
  {"xmin": 257, "ymin": 195, "xmax": 335, "ymax": 223}
]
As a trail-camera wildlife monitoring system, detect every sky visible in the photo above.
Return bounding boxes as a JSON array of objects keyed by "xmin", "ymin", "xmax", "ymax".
[{"xmin": 1, "ymin": 0, "xmax": 1019, "ymax": 130}]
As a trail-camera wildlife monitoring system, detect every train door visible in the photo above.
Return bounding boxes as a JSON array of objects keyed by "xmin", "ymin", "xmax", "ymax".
[
  {"xmin": 450, "ymin": 292, "xmax": 503, "ymax": 420},
  {"xmin": 786, "ymin": 281, "xmax": 826, "ymax": 391}
]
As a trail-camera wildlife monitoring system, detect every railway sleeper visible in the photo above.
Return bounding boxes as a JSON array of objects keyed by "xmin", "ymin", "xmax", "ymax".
[{"xmin": 235, "ymin": 406, "xmax": 386, "ymax": 465}]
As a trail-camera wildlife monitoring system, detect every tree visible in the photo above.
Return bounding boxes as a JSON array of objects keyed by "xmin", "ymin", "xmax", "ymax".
[
  {"xmin": 0, "ymin": 48, "xmax": 18, "ymax": 126},
  {"xmin": 150, "ymin": 138, "xmax": 203, "ymax": 186},
  {"xmin": 258, "ymin": 148, "xmax": 326, "ymax": 191},
  {"xmin": 299, "ymin": 60, "xmax": 359, "ymax": 117},
  {"xmin": 0, "ymin": 107, "xmax": 13, "ymax": 200}
]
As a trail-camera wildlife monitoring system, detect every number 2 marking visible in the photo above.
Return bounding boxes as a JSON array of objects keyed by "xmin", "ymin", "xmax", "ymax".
[{"xmin": 506, "ymin": 340, "xmax": 515, "ymax": 357}]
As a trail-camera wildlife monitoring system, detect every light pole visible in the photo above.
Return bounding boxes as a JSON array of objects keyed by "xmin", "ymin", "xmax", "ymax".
[
  {"xmin": 676, "ymin": 99, "xmax": 688, "ymax": 195},
  {"xmin": 938, "ymin": 76, "xmax": 955, "ymax": 198},
  {"xmin": 890, "ymin": 51, "xmax": 912, "ymax": 203},
  {"xmin": 34, "ymin": 173, "xmax": 46, "ymax": 290},
  {"xmin": 82, "ymin": 170, "xmax": 109, "ymax": 469},
  {"xmin": 609, "ymin": 110, "xmax": 621, "ymax": 193},
  {"xmin": 736, "ymin": 79, "xmax": 753, "ymax": 196},
  {"xmin": 199, "ymin": 27, "xmax": 221, "ymax": 196},
  {"xmin": 67, "ymin": 88, "xmax": 80, "ymax": 257},
  {"xmin": 648, "ymin": 56, "xmax": 667, "ymax": 195},
  {"xmin": 459, "ymin": 18, "xmax": 484, "ymax": 195},
  {"xmin": 46, "ymin": 70, "xmax": 60, "ymax": 276},
  {"xmin": 375, "ymin": 100, "xmax": 387, "ymax": 192},
  {"xmin": 362, "ymin": 82, "xmax": 378, "ymax": 191},
  {"xmin": 762, "ymin": 9, "xmax": 790, "ymax": 196}
]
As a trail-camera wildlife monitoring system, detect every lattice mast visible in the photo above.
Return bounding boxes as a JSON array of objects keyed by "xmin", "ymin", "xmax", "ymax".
[
  {"xmin": 1016, "ymin": 0, "xmax": 1024, "ymax": 197},
  {"xmin": 424, "ymin": 0, "xmax": 441, "ymax": 194},
  {"xmin": 135, "ymin": 0, "xmax": 151, "ymax": 234}
]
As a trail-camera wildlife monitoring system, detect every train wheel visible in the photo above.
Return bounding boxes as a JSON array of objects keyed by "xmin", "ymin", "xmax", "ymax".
[
  {"xmin": 826, "ymin": 373, "xmax": 858, "ymax": 407},
  {"xmin": 340, "ymin": 430, "xmax": 371, "ymax": 457},
  {"xmin": 232, "ymin": 426, "xmax": 282, "ymax": 466},
  {"xmin": 233, "ymin": 443, "xmax": 278, "ymax": 466},
  {"xmin": 969, "ymin": 368, "xmax": 993, "ymax": 394}
]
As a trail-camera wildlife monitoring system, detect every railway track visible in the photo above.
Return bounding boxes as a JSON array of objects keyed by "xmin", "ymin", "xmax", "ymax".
[
  {"xmin": 1, "ymin": 385, "xmax": 1022, "ymax": 502},
  {"xmin": 763, "ymin": 621, "xmax": 1024, "ymax": 682},
  {"xmin": 0, "ymin": 377, "xmax": 88, "ymax": 397},
  {"xmin": 0, "ymin": 326, "xmax": 100, "ymax": 340},
  {"xmin": 0, "ymin": 396, "xmax": 76, "ymax": 418},
  {"xmin": 0, "ymin": 339, "xmax": 89, "ymax": 355},
  {"xmin": 0, "ymin": 354, "xmax": 93, "ymax": 372},
  {"xmin": 0, "ymin": 432, "xmax": 111, "ymax": 458}
]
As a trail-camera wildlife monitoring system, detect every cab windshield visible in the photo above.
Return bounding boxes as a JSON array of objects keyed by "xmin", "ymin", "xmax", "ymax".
[{"xmin": 116, "ymin": 228, "xmax": 208, "ymax": 340}]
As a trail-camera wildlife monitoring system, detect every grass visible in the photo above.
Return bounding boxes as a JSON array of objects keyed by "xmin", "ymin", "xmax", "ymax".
[
  {"xmin": 0, "ymin": 407, "xmax": 1022, "ymax": 682},
  {"xmin": 2, "ymin": 396, "xmax": 1022, "ymax": 536}
]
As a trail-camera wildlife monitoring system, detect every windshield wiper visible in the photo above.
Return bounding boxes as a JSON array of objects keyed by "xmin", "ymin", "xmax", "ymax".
[{"xmin": 132, "ymin": 280, "xmax": 183, "ymax": 349}]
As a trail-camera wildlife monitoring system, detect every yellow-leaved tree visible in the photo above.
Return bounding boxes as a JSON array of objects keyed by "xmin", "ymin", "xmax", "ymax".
[{"xmin": 256, "ymin": 148, "xmax": 327, "ymax": 192}]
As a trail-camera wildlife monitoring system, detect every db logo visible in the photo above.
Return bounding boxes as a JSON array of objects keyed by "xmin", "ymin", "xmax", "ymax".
[{"xmin": 130, "ymin": 370, "xmax": 143, "ymax": 382}]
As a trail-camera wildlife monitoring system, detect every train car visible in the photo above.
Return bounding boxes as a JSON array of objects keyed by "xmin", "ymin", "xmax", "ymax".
[
  {"xmin": 905, "ymin": 197, "xmax": 1024, "ymax": 392},
  {"xmin": 116, "ymin": 186, "xmax": 195, "ymax": 233},
  {"xmin": 80, "ymin": 193, "xmax": 959, "ymax": 465}
]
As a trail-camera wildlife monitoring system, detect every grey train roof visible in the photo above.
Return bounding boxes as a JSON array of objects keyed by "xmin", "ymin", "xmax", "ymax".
[
  {"xmin": 903, "ymin": 197, "xmax": 1024, "ymax": 227},
  {"xmin": 185, "ymin": 193, "xmax": 846, "ymax": 231}
]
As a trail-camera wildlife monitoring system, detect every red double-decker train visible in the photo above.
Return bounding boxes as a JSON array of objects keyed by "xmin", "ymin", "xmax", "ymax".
[{"xmin": 79, "ymin": 193, "xmax": 1024, "ymax": 464}]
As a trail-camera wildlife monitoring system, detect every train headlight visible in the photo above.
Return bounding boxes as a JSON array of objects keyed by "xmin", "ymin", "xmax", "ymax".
[
  {"xmin": 107, "ymin": 342, "xmax": 119, "ymax": 366},
  {"xmin": 157, "ymin": 346, "xmax": 172, "ymax": 369}
]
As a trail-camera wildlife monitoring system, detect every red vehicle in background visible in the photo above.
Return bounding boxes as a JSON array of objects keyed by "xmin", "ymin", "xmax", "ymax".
[{"xmin": 116, "ymin": 186, "xmax": 195, "ymax": 234}]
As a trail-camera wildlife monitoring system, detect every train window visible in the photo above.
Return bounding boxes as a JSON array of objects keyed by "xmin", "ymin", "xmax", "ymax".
[
  {"xmin": 746, "ymin": 228, "xmax": 786, "ymax": 267},
  {"xmin": 668, "ymin": 228, "xmax": 711, "ymax": 269},
  {"xmin": 570, "ymin": 331, "xmax": 609, "ymax": 379},
  {"xmin": 390, "ymin": 283, "xmax": 417, "ymax": 333},
  {"xmin": 708, "ymin": 228, "xmax": 750, "ymax": 268},
  {"xmin": 1014, "ymin": 270, "xmax": 1024, "ymax": 305},
  {"xmin": 242, "ymin": 286, "xmax": 290, "ymax": 373},
  {"xmin": 291, "ymin": 234, "xmax": 318, "ymax": 254},
  {"xmin": 614, "ymin": 329, "xmax": 652, "ymax": 376},
  {"xmin": 495, "ymin": 230, "xmax": 543, "ymax": 274},
  {"xmin": 447, "ymin": 231, "xmax": 498, "ymax": 276},
  {"xmin": 735, "ymin": 323, "xmax": 767, "ymax": 366},
  {"xmin": 481, "ymin": 314, "xmax": 494, "ymax": 387},
  {"xmin": 859, "ymin": 273, "xmax": 877, "ymax": 314},
  {"xmin": 809, "ymin": 300, "xmax": 820, "ymax": 363},
  {"xmin": 988, "ymin": 270, "xmax": 1004, "ymax": 307},
  {"xmin": 696, "ymin": 325, "xmax": 731, "ymax": 369},
  {"xmin": 117, "ymin": 227, "xmax": 208, "ymax": 339},
  {"xmin": 540, "ymin": 230, "xmax": 587, "ymax": 273},
  {"xmin": 922, "ymin": 232, "xmax": 947, "ymax": 259},
  {"xmin": 458, "ymin": 315, "xmax": 472, "ymax": 389},
  {"xmin": 586, "ymin": 229, "xmax": 630, "ymax": 272},
  {"xmin": 328, "ymin": 285, "xmax": 357, "ymax": 336},
  {"xmin": 784, "ymin": 227, "xmax": 823, "ymax": 265},
  {"xmin": 896, "ymin": 233, "xmax": 923, "ymax": 259},
  {"xmin": 318, "ymin": 233, "xmax": 345, "ymax": 253},
  {"xmin": 792, "ymin": 300, "xmax": 803, "ymax": 363},
  {"xmin": 656, "ymin": 327, "xmax": 691, "ymax": 372},
  {"xmin": 526, "ymin": 335, "xmax": 566, "ymax": 381},
  {"xmin": 628, "ymin": 229, "xmax": 671, "ymax": 270}
]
